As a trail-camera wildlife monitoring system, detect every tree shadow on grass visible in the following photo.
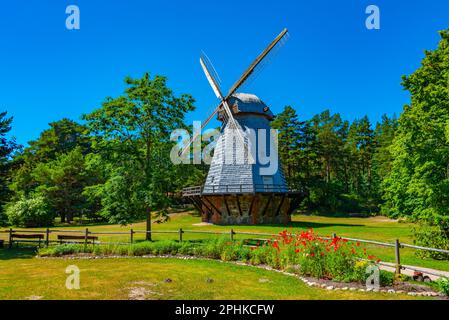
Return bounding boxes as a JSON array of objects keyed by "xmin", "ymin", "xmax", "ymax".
[
  {"xmin": 0, "ymin": 247, "xmax": 37, "ymax": 260},
  {"xmin": 220, "ymin": 221, "xmax": 365, "ymax": 230}
]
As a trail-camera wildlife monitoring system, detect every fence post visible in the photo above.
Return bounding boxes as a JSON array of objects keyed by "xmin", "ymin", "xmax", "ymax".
[
  {"xmin": 230, "ymin": 229, "xmax": 234, "ymax": 242},
  {"xmin": 130, "ymin": 229, "xmax": 134, "ymax": 244},
  {"xmin": 46, "ymin": 228, "xmax": 50, "ymax": 247},
  {"xmin": 8, "ymin": 228, "xmax": 12, "ymax": 249},
  {"xmin": 84, "ymin": 228, "xmax": 89, "ymax": 250},
  {"xmin": 395, "ymin": 239, "xmax": 401, "ymax": 275},
  {"xmin": 179, "ymin": 228, "xmax": 183, "ymax": 242}
]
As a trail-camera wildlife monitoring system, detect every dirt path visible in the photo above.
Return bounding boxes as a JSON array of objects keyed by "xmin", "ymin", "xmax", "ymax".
[{"xmin": 379, "ymin": 262, "xmax": 449, "ymax": 281}]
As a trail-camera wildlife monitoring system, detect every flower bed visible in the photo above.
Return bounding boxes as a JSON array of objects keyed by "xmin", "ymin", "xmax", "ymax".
[
  {"xmin": 38, "ymin": 229, "xmax": 389, "ymax": 285},
  {"xmin": 249, "ymin": 229, "xmax": 382, "ymax": 284}
]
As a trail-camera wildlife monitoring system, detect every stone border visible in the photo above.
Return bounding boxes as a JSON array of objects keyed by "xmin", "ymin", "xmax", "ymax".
[{"xmin": 38, "ymin": 253, "xmax": 446, "ymax": 298}]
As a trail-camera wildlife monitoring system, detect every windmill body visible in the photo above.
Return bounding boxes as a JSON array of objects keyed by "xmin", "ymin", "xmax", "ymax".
[
  {"xmin": 204, "ymin": 93, "xmax": 287, "ymax": 194},
  {"xmin": 182, "ymin": 29, "xmax": 302, "ymax": 224}
]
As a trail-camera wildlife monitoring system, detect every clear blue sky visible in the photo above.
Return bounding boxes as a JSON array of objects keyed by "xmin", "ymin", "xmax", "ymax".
[{"xmin": 1, "ymin": 0, "xmax": 449, "ymax": 146}]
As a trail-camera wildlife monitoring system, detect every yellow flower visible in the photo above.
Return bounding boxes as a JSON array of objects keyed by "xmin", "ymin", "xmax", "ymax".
[{"xmin": 355, "ymin": 260, "xmax": 368, "ymax": 269}]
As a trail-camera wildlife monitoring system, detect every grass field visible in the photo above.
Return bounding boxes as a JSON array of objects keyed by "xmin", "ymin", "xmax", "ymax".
[
  {"xmin": 0, "ymin": 249, "xmax": 431, "ymax": 300},
  {"xmin": 1, "ymin": 212, "xmax": 448, "ymax": 272}
]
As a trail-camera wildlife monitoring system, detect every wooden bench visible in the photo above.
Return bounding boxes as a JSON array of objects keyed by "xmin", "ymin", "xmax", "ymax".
[
  {"xmin": 10, "ymin": 233, "xmax": 45, "ymax": 248},
  {"xmin": 243, "ymin": 238, "xmax": 271, "ymax": 247},
  {"xmin": 57, "ymin": 234, "xmax": 98, "ymax": 244}
]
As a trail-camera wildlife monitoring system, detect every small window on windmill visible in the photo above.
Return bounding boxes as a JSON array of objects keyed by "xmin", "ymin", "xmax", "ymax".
[
  {"xmin": 262, "ymin": 176, "xmax": 274, "ymax": 192},
  {"xmin": 232, "ymin": 103, "xmax": 239, "ymax": 114}
]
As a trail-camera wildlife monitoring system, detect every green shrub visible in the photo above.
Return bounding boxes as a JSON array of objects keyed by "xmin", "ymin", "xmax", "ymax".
[
  {"xmin": 413, "ymin": 224, "xmax": 449, "ymax": 260},
  {"xmin": 0, "ymin": 211, "xmax": 7, "ymax": 227},
  {"xmin": 39, "ymin": 244, "xmax": 86, "ymax": 256},
  {"xmin": 5, "ymin": 195, "xmax": 54, "ymax": 227},
  {"xmin": 178, "ymin": 242, "xmax": 195, "ymax": 255},
  {"xmin": 220, "ymin": 243, "xmax": 251, "ymax": 262},
  {"xmin": 436, "ymin": 277, "xmax": 449, "ymax": 296},
  {"xmin": 379, "ymin": 270, "xmax": 395, "ymax": 286},
  {"xmin": 194, "ymin": 237, "xmax": 228, "ymax": 259}
]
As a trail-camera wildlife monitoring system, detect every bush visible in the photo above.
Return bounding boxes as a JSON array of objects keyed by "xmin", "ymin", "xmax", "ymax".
[
  {"xmin": 5, "ymin": 195, "xmax": 54, "ymax": 227},
  {"xmin": 194, "ymin": 237, "xmax": 228, "ymax": 259},
  {"xmin": 220, "ymin": 243, "xmax": 251, "ymax": 262},
  {"xmin": 436, "ymin": 277, "xmax": 449, "ymax": 296},
  {"xmin": 413, "ymin": 224, "xmax": 449, "ymax": 260},
  {"xmin": 379, "ymin": 270, "xmax": 395, "ymax": 286},
  {"xmin": 39, "ymin": 244, "xmax": 84, "ymax": 256},
  {"xmin": 0, "ymin": 211, "xmax": 7, "ymax": 227}
]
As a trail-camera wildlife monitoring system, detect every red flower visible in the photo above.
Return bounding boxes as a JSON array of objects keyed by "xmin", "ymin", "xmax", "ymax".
[
  {"xmin": 295, "ymin": 249, "xmax": 300, "ymax": 253},
  {"xmin": 310, "ymin": 253, "xmax": 315, "ymax": 257}
]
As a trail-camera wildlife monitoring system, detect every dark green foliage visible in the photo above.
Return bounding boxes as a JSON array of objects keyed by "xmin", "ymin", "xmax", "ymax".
[
  {"xmin": 5, "ymin": 194, "xmax": 54, "ymax": 227},
  {"xmin": 273, "ymin": 106, "xmax": 397, "ymax": 214},
  {"xmin": 436, "ymin": 277, "xmax": 449, "ymax": 295},
  {"xmin": 413, "ymin": 224, "xmax": 449, "ymax": 260},
  {"xmin": 5, "ymin": 73, "xmax": 200, "ymax": 227},
  {"xmin": 383, "ymin": 29, "xmax": 449, "ymax": 226},
  {"xmin": 82, "ymin": 73, "xmax": 196, "ymax": 225},
  {"xmin": 8, "ymin": 119, "xmax": 96, "ymax": 223},
  {"xmin": 379, "ymin": 270, "xmax": 395, "ymax": 287},
  {"xmin": 0, "ymin": 111, "xmax": 19, "ymax": 225}
]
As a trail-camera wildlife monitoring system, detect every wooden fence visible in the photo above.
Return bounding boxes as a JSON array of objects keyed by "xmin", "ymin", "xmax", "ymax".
[{"xmin": 1, "ymin": 227, "xmax": 449, "ymax": 277}]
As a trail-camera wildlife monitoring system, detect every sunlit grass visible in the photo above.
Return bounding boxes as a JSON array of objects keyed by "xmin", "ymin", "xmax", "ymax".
[{"xmin": 0, "ymin": 253, "xmax": 431, "ymax": 300}]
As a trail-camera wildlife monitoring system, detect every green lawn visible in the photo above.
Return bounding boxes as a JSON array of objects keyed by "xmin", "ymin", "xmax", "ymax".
[
  {"xmin": 0, "ymin": 249, "xmax": 430, "ymax": 300},
  {"xmin": 1, "ymin": 212, "xmax": 448, "ymax": 272}
]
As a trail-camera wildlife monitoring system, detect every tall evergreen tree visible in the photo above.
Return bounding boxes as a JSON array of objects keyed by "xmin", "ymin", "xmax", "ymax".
[
  {"xmin": 272, "ymin": 106, "xmax": 302, "ymax": 186},
  {"xmin": 383, "ymin": 29, "xmax": 449, "ymax": 226},
  {"xmin": 0, "ymin": 111, "xmax": 19, "ymax": 224},
  {"xmin": 83, "ymin": 73, "xmax": 195, "ymax": 238}
]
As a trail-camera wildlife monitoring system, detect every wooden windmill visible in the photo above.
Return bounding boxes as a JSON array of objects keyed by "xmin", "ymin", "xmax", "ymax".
[{"xmin": 182, "ymin": 28, "xmax": 302, "ymax": 224}]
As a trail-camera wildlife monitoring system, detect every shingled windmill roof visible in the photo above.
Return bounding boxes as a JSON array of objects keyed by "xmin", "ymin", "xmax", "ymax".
[{"xmin": 227, "ymin": 93, "xmax": 274, "ymax": 120}]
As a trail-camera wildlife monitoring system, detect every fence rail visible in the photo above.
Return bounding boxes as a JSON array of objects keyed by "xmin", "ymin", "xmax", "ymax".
[{"xmin": 2, "ymin": 227, "xmax": 449, "ymax": 277}]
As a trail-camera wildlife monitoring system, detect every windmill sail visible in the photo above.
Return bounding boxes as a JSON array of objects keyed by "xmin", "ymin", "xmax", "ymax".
[
  {"xmin": 199, "ymin": 56, "xmax": 249, "ymax": 159},
  {"xmin": 200, "ymin": 56, "xmax": 222, "ymax": 99},
  {"xmin": 225, "ymin": 28, "xmax": 289, "ymax": 99},
  {"xmin": 179, "ymin": 28, "xmax": 289, "ymax": 159}
]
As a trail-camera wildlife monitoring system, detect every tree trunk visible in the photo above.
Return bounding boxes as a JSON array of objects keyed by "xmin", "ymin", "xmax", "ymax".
[
  {"xmin": 67, "ymin": 211, "xmax": 74, "ymax": 223},
  {"xmin": 146, "ymin": 206, "xmax": 152, "ymax": 241}
]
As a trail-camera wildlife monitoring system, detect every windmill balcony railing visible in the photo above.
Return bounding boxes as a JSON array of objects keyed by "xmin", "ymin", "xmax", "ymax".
[{"xmin": 182, "ymin": 184, "xmax": 301, "ymax": 196}]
